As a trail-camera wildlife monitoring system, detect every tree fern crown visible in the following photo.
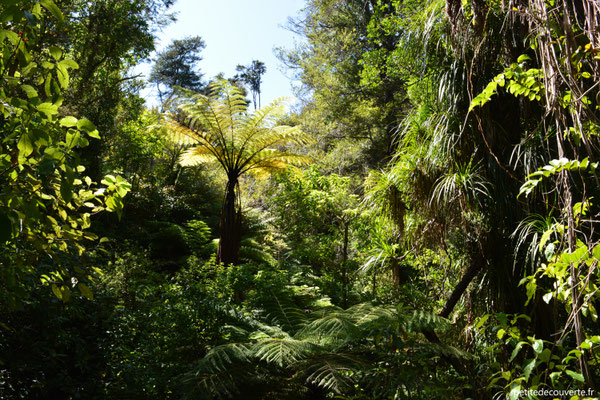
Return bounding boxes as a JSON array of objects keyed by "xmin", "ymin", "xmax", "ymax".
[{"xmin": 168, "ymin": 81, "xmax": 313, "ymax": 178}]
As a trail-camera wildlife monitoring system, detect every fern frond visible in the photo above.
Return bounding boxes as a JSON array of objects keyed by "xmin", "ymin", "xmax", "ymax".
[
  {"xmin": 295, "ymin": 353, "xmax": 361, "ymax": 394},
  {"xmin": 179, "ymin": 145, "xmax": 218, "ymax": 166},
  {"xmin": 347, "ymin": 302, "xmax": 397, "ymax": 330},
  {"xmin": 402, "ymin": 310, "xmax": 451, "ymax": 333},
  {"xmin": 181, "ymin": 356, "xmax": 257, "ymax": 400},
  {"xmin": 295, "ymin": 311, "xmax": 360, "ymax": 345},
  {"xmin": 262, "ymin": 295, "xmax": 309, "ymax": 334},
  {"xmin": 167, "ymin": 81, "xmax": 313, "ymax": 180},
  {"xmin": 201, "ymin": 343, "xmax": 252, "ymax": 372},
  {"xmin": 163, "ymin": 118, "xmax": 199, "ymax": 145},
  {"xmin": 239, "ymin": 238, "xmax": 276, "ymax": 264},
  {"xmin": 241, "ymin": 151, "xmax": 313, "ymax": 176},
  {"xmin": 252, "ymin": 338, "xmax": 321, "ymax": 367}
]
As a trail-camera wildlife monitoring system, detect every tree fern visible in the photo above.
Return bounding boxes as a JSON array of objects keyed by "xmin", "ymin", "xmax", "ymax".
[
  {"xmin": 295, "ymin": 311, "xmax": 361, "ymax": 345},
  {"xmin": 180, "ymin": 298, "xmax": 466, "ymax": 398},
  {"xmin": 260, "ymin": 294, "xmax": 310, "ymax": 334},
  {"xmin": 165, "ymin": 81, "xmax": 313, "ymax": 265},
  {"xmin": 295, "ymin": 353, "xmax": 361, "ymax": 394},
  {"xmin": 252, "ymin": 338, "xmax": 321, "ymax": 367}
]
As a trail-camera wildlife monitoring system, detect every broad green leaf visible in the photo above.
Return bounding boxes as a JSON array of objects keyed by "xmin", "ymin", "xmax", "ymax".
[
  {"xmin": 58, "ymin": 59, "xmax": 78, "ymax": 69},
  {"xmin": 539, "ymin": 348, "xmax": 551, "ymax": 363},
  {"xmin": 593, "ymin": 245, "xmax": 600, "ymax": 261},
  {"xmin": 77, "ymin": 118, "xmax": 96, "ymax": 131},
  {"xmin": 1, "ymin": 29, "xmax": 18, "ymax": 44},
  {"xmin": 474, "ymin": 314, "xmax": 490, "ymax": 330},
  {"xmin": 509, "ymin": 384, "xmax": 521, "ymax": 400},
  {"xmin": 66, "ymin": 130, "xmax": 80, "ymax": 148},
  {"xmin": 510, "ymin": 341, "xmax": 526, "ymax": 362},
  {"xmin": 37, "ymin": 102, "xmax": 58, "ymax": 117},
  {"xmin": 523, "ymin": 358, "xmax": 535, "ymax": 380},
  {"xmin": 49, "ymin": 45, "xmax": 62, "ymax": 60},
  {"xmin": 39, "ymin": 0, "xmax": 64, "ymax": 24},
  {"xmin": 580, "ymin": 341, "xmax": 591, "ymax": 350},
  {"xmin": 60, "ymin": 176, "xmax": 73, "ymax": 203},
  {"xmin": 51, "ymin": 284, "xmax": 62, "ymax": 300},
  {"xmin": 77, "ymin": 119, "xmax": 99, "ymax": 140},
  {"xmin": 17, "ymin": 133, "xmax": 34, "ymax": 157},
  {"xmin": 86, "ymin": 129, "xmax": 100, "ymax": 139},
  {"xmin": 60, "ymin": 116, "xmax": 78, "ymax": 127},
  {"xmin": 21, "ymin": 84, "xmax": 37, "ymax": 98},
  {"xmin": 44, "ymin": 72, "xmax": 53, "ymax": 96},
  {"xmin": 60, "ymin": 285, "xmax": 70, "ymax": 302},
  {"xmin": 532, "ymin": 339, "xmax": 543, "ymax": 355},
  {"xmin": 55, "ymin": 64, "xmax": 69, "ymax": 88},
  {"xmin": 101, "ymin": 175, "xmax": 116, "ymax": 185},
  {"xmin": 78, "ymin": 283, "xmax": 93, "ymax": 300},
  {"xmin": 549, "ymin": 371, "xmax": 561, "ymax": 386},
  {"xmin": 565, "ymin": 369, "xmax": 584, "ymax": 382}
]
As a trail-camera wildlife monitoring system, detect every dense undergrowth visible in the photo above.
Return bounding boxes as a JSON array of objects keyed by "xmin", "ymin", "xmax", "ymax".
[{"xmin": 1, "ymin": 0, "xmax": 599, "ymax": 399}]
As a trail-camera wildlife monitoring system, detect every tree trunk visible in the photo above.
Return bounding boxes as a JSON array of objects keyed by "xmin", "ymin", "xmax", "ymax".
[
  {"xmin": 216, "ymin": 177, "xmax": 242, "ymax": 265},
  {"xmin": 439, "ymin": 259, "xmax": 483, "ymax": 318},
  {"xmin": 422, "ymin": 256, "xmax": 484, "ymax": 398},
  {"xmin": 391, "ymin": 257, "xmax": 402, "ymax": 288},
  {"xmin": 341, "ymin": 220, "xmax": 349, "ymax": 308}
]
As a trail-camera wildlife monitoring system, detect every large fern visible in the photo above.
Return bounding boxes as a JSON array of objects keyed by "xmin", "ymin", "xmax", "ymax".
[
  {"xmin": 180, "ymin": 299, "xmax": 468, "ymax": 399},
  {"xmin": 164, "ymin": 81, "xmax": 314, "ymax": 265}
]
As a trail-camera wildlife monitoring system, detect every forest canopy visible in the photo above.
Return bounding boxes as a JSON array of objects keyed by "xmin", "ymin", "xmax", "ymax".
[{"xmin": 1, "ymin": 0, "xmax": 599, "ymax": 399}]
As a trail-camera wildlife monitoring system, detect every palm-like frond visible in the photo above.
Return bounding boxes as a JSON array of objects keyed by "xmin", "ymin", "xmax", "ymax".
[
  {"xmin": 167, "ymin": 81, "xmax": 314, "ymax": 177},
  {"xmin": 347, "ymin": 302, "xmax": 397, "ymax": 330},
  {"xmin": 296, "ymin": 311, "xmax": 361, "ymax": 345},
  {"xmin": 183, "ymin": 300, "xmax": 464, "ymax": 398},
  {"xmin": 295, "ymin": 353, "xmax": 361, "ymax": 394},
  {"xmin": 252, "ymin": 338, "xmax": 321, "ymax": 367},
  {"xmin": 201, "ymin": 343, "xmax": 252, "ymax": 372},
  {"xmin": 402, "ymin": 310, "xmax": 452, "ymax": 333},
  {"xmin": 260, "ymin": 295, "xmax": 309, "ymax": 334},
  {"xmin": 179, "ymin": 145, "xmax": 218, "ymax": 166},
  {"xmin": 511, "ymin": 213, "xmax": 557, "ymax": 273},
  {"xmin": 430, "ymin": 158, "xmax": 491, "ymax": 211}
]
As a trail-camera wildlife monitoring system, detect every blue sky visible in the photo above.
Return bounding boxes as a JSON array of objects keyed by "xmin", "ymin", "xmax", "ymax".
[{"xmin": 137, "ymin": 0, "xmax": 306, "ymax": 107}]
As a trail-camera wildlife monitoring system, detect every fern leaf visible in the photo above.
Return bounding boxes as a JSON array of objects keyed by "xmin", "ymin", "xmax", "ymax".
[
  {"xmin": 295, "ymin": 311, "xmax": 360, "ymax": 345},
  {"xmin": 402, "ymin": 310, "xmax": 451, "ymax": 333},
  {"xmin": 252, "ymin": 338, "xmax": 321, "ymax": 367},
  {"xmin": 295, "ymin": 353, "xmax": 361, "ymax": 394}
]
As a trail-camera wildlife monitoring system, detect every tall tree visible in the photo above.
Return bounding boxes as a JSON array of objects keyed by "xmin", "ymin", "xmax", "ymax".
[
  {"xmin": 150, "ymin": 36, "xmax": 206, "ymax": 105},
  {"xmin": 0, "ymin": 0, "xmax": 131, "ymax": 308},
  {"xmin": 166, "ymin": 81, "xmax": 312, "ymax": 265},
  {"xmin": 277, "ymin": 0, "xmax": 407, "ymax": 172},
  {"xmin": 59, "ymin": 0, "xmax": 175, "ymax": 181},
  {"xmin": 235, "ymin": 60, "xmax": 267, "ymax": 109}
]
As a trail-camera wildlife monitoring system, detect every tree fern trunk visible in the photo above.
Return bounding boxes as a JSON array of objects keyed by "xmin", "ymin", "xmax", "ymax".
[{"xmin": 217, "ymin": 177, "xmax": 242, "ymax": 265}]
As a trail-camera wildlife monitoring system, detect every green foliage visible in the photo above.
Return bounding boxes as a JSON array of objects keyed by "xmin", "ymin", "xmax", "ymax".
[
  {"xmin": 3, "ymin": 0, "xmax": 600, "ymax": 398},
  {"xmin": 519, "ymin": 157, "xmax": 599, "ymax": 197},
  {"xmin": 183, "ymin": 299, "xmax": 466, "ymax": 399},
  {"xmin": 469, "ymin": 56, "xmax": 543, "ymax": 111},
  {"xmin": 166, "ymin": 80, "xmax": 313, "ymax": 264},
  {"xmin": 479, "ymin": 313, "xmax": 600, "ymax": 397},
  {"xmin": 172, "ymin": 81, "xmax": 313, "ymax": 177},
  {"xmin": 150, "ymin": 36, "xmax": 205, "ymax": 104},
  {"xmin": 0, "ymin": 0, "xmax": 130, "ymax": 306},
  {"xmin": 235, "ymin": 59, "xmax": 267, "ymax": 109}
]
